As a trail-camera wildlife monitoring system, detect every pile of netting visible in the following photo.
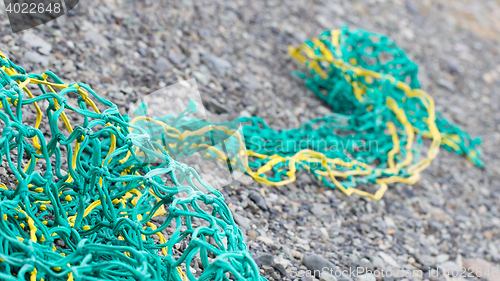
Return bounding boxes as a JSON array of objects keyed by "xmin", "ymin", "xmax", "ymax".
[
  {"xmin": 240, "ymin": 25, "xmax": 482, "ymax": 199},
  {"xmin": 0, "ymin": 51, "xmax": 261, "ymax": 280},
  {"xmin": 0, "ymin": 25, "xmax": 483, "ymax": 281}
]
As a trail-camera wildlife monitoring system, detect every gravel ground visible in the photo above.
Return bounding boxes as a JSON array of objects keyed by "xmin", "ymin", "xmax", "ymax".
[{"xmin": 1, "ymin": 0, "xmax": 500, "ymax": 280}]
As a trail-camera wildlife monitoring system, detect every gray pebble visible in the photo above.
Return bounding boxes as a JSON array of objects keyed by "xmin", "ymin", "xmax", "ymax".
[
  {"xmin": 22, "ymin": 32, "xmax": 52, "ymax": 55},
  {"xmin": 24, "ymin": 52, "xmax": 49, "ymax": 67},
  {"xmin": 233, "ymin": 213, "xmax": 251, "ymax": 230},
  {"xmin": 201, "ymin": 54, "xmax": 232, "ymax": 75},
  {"xmin": 358, "ymin": 258, "xmax": 374, "ymax": 272},
  {"xmin": 155, "ymin": 57, "xmax": 172, "ymax": 74},
  {"xmin": 168, "ymin": 50, "xmax": 186, "ymax": 67},
  {"xmin": 248, "ymin": 190, "xmax": 267, "ymax": 211},
  {"xmin": 257, "ymin": 253, "xmax": 274, "ymax": 266},
  {"xmin": 84, "ymin": 29, "xmax": 110, "ymax": 48},
  {"xmin": 303, "ymin": 253, "xmax": 338, "ymax": 277}
]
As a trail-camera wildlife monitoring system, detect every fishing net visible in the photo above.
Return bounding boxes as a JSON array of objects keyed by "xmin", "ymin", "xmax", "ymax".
[
  {"xmin": 0, "ymin": 51, "xmax": 260, "ymax": 281},
  {"xmin": 0, "ymin": 24, "xmax": 482, "ymax": 281},
  {"xmin": 240, "ymin": 25, "xmax": 482, "ymax": 199}
]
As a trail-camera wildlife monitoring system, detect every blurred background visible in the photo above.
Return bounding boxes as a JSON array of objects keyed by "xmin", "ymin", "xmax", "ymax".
[{"xmin": 1, "ymin": 0, "xmax": 500, "ymax": 280}]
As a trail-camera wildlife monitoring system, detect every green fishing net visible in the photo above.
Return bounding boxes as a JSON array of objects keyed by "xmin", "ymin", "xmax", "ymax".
[
  {"xmin": 0, "ymin": 24, "xmax": 483, "ymax": 281},
  {"xmin": 239, "ymin": 25, "xmax": 482, "ymax": 199},
  {"xmin": 0, "ymin": 51, "xmax": 261, "ymax": 281}
]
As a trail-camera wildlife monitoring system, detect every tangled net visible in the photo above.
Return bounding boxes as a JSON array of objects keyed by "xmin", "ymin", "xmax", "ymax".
[
  {"xmin": 0, "ymin": 51, "xmax": 260, "ymax": 280},
  {"xmin": 0, "ymin": 25, "xmax": 482, "ymax": 281},
  {"xmin": 240, "ymin": 26, "xmax": 482, "ymax": 199}
]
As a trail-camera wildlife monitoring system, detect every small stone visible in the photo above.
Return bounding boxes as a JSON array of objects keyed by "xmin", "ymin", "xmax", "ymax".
[
  {"xmin": 401, "ymin": 28, "xmax": 415, "ymax": 41},
  {"xmin": 189, "ymin": 50, "xmax": 200, "ymax": 65},
  {"xmin": 311, "ymin": 204, "xmax": 328, "ymax": 216},
  {"xmin": 24, "ymin": 51, "xmax": 49, "ymax": 67},
  {"xmin": 478, "ymin": 205, "xmax": 488, "ymax": 213},
  {"xmin": 258, "ymin": 253, "xmax": 274, "ymax": 266},
  {"xmin": 100, "ymin": 76, "xmax": 114, "ymax": 84},
  {"xmin": 430, "ymin": 207, "xmax": 454, "ymax": 224},
  {"xmin": 62, "ymin": 60, "xmax": 76, "ymax": 72},
  {"xmin": 329, "ymin": 3, "xmax": 345, "ymax": 16},
  {"xmin": 437, "ymin": 79, "xmax": 456, "ymax": 92},
  {"xmin": 120, "ymin": 87, "xmax": 133, "ymax": 95},
  {"xmin": 456, "ymin": 254, "xmax": 463, "ymax": 268},
  {"xmin": 317, "ymin": 105, "xmax": 331, "ymax": 116},
  {"xmin": 274, "ymin": 255, "xmax": 291, "ymax": 269},
  {"xmin": 348, "ymin": 254, "xmax": 359, "ymax": 264},
  {"xmin": 256, "ymin": 236, "xmax": 274, "ymax": 245},
  {"xmin": 405, "ymin": 0, "xmax": 419, "ymax": 14},
  {"xmin": 483, "ymin": 72, "xmax": 497, "ymax": 84},
  {"xmin": 246, "ymin": 105, "xmax": 258, "ymax": 115},
  {"xmin": 271, "ymin": 271, "xmax": 281, "ymax": 280},
  {"xmin": 247, "ymin": 230, "xmax": 257, "ymax": 240},
  {"xmin": 204, "ymin": 98, "xmax": 230, "ymax": 114},
  {"xmin": 239, "ymin": 110, "xmax": 251, "ymax": 118},
  {"xmin": 358, "ymin": 258, "xmax": 374, "ymax": 272},
  {"xmin": 201, "ymin": 54, "xmax": 232, "ymax": 74},
  {"xmin": 0, "ymin": 167, "xmax": 6, "ymax": 176},
  {"xmin": 316, "ymin": 15, "xmax": 332, "ymax": 29},
  {"xmin": 137, "ymin": 41, "xmax": 148, "ymax": 57},
  {"xmin": 273, "ymin": 263, "xmax": 288, "ymax": 277},
  {"xmin": 436, "ymin": 254, "xmax": 449, "ymax": 263},
  {"xmin": 416, "ymin": 254, "xmax": 435, "ymax": 267},
  {"xmin": 248, "ymin": 190, "xmax": 268, "ymax": 211},
  {"xmin": 371, "ymin": 256, "xmax": 385, "ymax": 269},
  {"xmin": 155, "ymin": 57, "xmax": 172, "ymax": 74},
  {"xmin": 303, "ymin": 253, "xmax": 338, "ymax": 278},
  {"xmin": 193, "ymin": 71, "xmax": 210, "ymax": 85},
  {"xmin": 84, "ymin": 29, "xmax": 110, "ymax": 48},
  {"xmin": 377, "ymin": 252, "xmax": 399, "ymax": 268},
  {"xmin": 22, "ymin": 32, "xmax": 52, "ymax": 55},
  {"xmin": 261, "ymin": 265, "xmax": 274, "ymax": 273},
  {"xmin": 233, "ymin": 213, "xmax": 251, "ymax": 230},
  {"xmin": 237, "ymin": 174, "xmax": 253, "ymax": 186},
  {"xmin": 332, "ymin": 236, "xmax": 345, "ymax": 244},
  {"xmin": 66, "ymin": 40, "xmax": 75, "ymax": 50},
  {"xmin": 168, "ymin": 50, "xmax": 186, "ymax": 66},
  {"xmin": 384, "ymin": 217, "xmax": 396, "ymax": 228},
  {"xmin": 291, "ymin": 249, "xmax": 303, "ymax": 259},
  {"xmin": 483, "ymin": 230, "xmax": 493, "ymax": 241},
  {"xmin": 242, "ymin": 74, "xmax": 262, "ymax": 90},
  {"xmin": 297, "ymin": 243, "xmax": 311, "ymax": 251},
  {"xmin": 440, "ymin": 58, "xmax": 462, "ymax": 74}
]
